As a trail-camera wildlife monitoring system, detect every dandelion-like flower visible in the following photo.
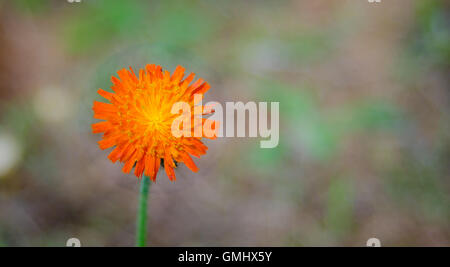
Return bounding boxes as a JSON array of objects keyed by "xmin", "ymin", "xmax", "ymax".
[{"xmin": 92, "ymin": 64, "xmax": 216, "ymax": 181}]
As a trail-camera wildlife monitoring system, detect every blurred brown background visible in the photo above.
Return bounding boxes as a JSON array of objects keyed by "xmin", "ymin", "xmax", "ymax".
[{"xmin": 0, "ymin": 0, "xmax": 449, "ymax": 246}]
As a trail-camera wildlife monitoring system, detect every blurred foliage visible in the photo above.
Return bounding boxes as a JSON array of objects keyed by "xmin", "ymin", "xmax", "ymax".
[
  {"xmin": 257, "ymin": 80, "xmax": 402, "ymax": 161},
  {"xmin": 398, "ymin": 0, "xmax": 450, "ymax": 79},
  {"xmin": 285, "ymin": 30, "xmax": 335, "ymax": 64},
  {"xmin": 386, "ymin": 154, "xmax": 450, "ymax": 223},
  {"xmin": 60, "ymin": 0, "xmax": 219, "ymax": 55},
  {"xmin": 247, "ymin": 142, "xmax": 287, "ymax": 175},
  {"xmin": 7, "ymin": 0, "xmax": 51, "ymax": 14},
  {"xmin": 0, "ymin": 101, "xmax": 36, "ymax": 143},
  {"xmin": 325, "ymin": 178, "xmax": 354, "ymax": 238},
  {"xmin": 63, "ymin": 0, "xmax": 146, "ymax": 54},
  {"xmin": 413, "ymin": 0, "xmax": 450, "ymax": 66},
  {"xmin": 147, "ymin": 1, "xmax": 217, "ymax": 46}
]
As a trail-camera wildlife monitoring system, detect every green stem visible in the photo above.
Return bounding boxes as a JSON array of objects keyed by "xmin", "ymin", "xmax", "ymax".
[{"xmin": 136, "ymin": 176, "xmax": 151, "ymax": 247}]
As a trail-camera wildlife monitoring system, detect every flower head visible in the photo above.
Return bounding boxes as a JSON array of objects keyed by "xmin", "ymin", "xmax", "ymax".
[{"xmin": 92, "ymin": 64, "xmax": 216, "ymax": 181}]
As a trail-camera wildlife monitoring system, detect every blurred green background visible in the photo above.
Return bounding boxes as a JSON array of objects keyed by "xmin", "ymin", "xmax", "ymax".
[{"xmin": 0, "ymin": 0, "xmax": 449, "ymax": 246}]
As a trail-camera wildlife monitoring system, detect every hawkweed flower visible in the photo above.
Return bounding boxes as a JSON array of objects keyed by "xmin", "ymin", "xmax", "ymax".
[
  {"xmin": 92, "ymin": 64, "xmax": 217, "ymax": 247},
  {"xmin": 92, "ymin": 64, "xmax": 216, "ymax": 181}
]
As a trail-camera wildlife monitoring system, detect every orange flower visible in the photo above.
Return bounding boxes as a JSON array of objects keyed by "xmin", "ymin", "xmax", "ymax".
[{"xmin": 92, "ymin": 64, "xmax": 216, "ymax": 181}]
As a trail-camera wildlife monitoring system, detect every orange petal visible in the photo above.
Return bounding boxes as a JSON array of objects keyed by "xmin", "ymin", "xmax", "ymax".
[
  {"xmin": 134, "ymin": 156, "xmax": 146, "ymax": 178},
  {"xmin": 171, "ymin": 65, "xmax": 185, "ymax": 82},
  {"xmin": 181, "ymin": 153, "xmax": 198, "ymax": 172},
  {"xmin": 187, "ymin": 79, "xmax": 204, "ymax": 93},
  {"xmin": 93, "ymin": 101, "xmax": 117, "ymax": 120},
  {"xmin": 98, "ymin": 135, "xmax": 120, "ymax": 150},
  {"xmin": 92, "ymin": 121, "xmax": 113, "ymax": 134},
  {"xmin": 164, "ymin": 163, "xmax": 176, "ymax": 181},
  {"xmin": 202, "ymin": 119, "xmax": 218, "ymax": 139},
  {"xmin": 128, "ymin": 66, "xmax": 138, "ymax": 83},
  {"xmin": 121, "ymin": 144, "xmax": 137, "ymax": 162},
  {"xmin": 181, "ymin": 72, "xmax": 195, "ymax": 86},
  {"xmin": 108, "ymin": 145, "xmax": 127, "ymax": 163},
  {"xmin": 117, "ymin": 69, "xmax": 131, "ymax": 85},
  {"xmin": 144, "ymin": 154, "xmax": 155, "ymax": 179},
  {"xmin": 122, "ymin": 156, "xmax": 136, "ymax": 174},
  {"xmin": 192, "ymin": 82, "xmax": 210, "ymax": 95},
  {"xmin": 153, "ymin": 158, "xmax": 160, "ymax": 181},
  {"xmin": 164, "ymin": 150, "xmax": 176, "ymax": 181},
  {"xmin": 111, "ymin": 76, "xmax": 124, "ymax": 94},
  {"xmin": 97, "ymin": 89, "xmax": 114, "ymax": 101}
]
